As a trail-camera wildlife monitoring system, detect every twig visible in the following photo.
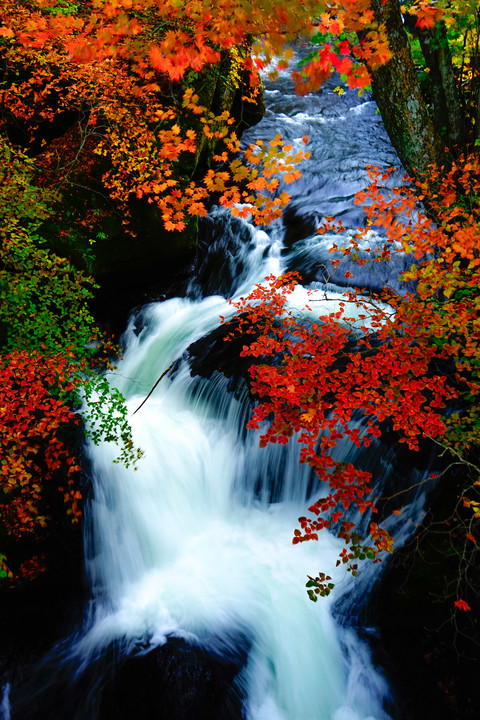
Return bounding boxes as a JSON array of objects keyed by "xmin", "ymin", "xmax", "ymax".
[{"xmin": 132, "ymin": 363, "xmax": 174, "ymax": 415}]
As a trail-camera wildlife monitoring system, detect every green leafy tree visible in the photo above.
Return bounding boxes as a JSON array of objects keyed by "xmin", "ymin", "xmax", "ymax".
[{"xmin": 0, "ymin": 135, "xmax": 141, "ymax": 582}]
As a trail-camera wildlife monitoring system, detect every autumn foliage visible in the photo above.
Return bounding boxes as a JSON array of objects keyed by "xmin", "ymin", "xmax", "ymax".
[
  {"xmin": 2, "ymin": 0, "xmax": 450, "ymax": 232},
  {"xmin": 0, "ymin": 0, "xmax": 478, "ymax": 599},
  {"xmin": 227, "ymin": 154, "xmax": 480, "ymax": 600},
  {"xmin": 0, "ymin": 0, "xmax": 333, "ymax": 583},
  {"xmin": 0, "ymin": 0, "xmax": 319, "ymax": 232},
  {"xmin": 1, "ymin": 0, "xmax": 467, "ymax": 234},
  {"xmin": 0, "ymin": 351, "xmax": 82, "ymax": 581}
]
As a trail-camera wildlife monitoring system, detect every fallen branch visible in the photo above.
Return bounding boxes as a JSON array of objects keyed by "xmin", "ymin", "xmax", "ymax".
[{"xmin": 132, "ymin": 362, "xmax": 174, "ymax": 415}]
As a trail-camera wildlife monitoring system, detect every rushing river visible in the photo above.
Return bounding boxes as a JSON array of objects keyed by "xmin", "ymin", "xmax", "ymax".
[{"xmin": 7, "ymin": 56, "xmax": 434, "ymax": 720}]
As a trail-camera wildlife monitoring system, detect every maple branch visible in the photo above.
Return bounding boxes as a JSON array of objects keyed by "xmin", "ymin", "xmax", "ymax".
[
  {"xmin": 376, "ymin": 474, "xmax": 433, "ymax": 502},
  {"xmin": 426, "ymin": 435, "xmax": 480, "ymax": 476}
]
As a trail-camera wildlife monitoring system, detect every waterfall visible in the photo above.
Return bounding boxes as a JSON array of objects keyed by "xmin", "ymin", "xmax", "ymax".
[
  {"xmin": 8, "ymin": 53, "xmax": 434, "ymax": 720},
  {"xmin": 1, "ymin": 685, "xmax": 11, "ymax": 720},
  {"xmin": 79, "ymin": 228, "xmax": 394, "ymax": 720}
]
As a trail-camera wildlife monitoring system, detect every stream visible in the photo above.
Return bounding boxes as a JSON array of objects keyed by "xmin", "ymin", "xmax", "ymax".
[{"xmin": 7, "ymin": 54, "xmax": 435, "ymax": 720}]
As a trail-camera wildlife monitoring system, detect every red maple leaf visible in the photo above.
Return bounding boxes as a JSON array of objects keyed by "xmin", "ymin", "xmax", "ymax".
[{"xmin": 454, "ymin": 599, "xmax": 471, "ymax": 612}]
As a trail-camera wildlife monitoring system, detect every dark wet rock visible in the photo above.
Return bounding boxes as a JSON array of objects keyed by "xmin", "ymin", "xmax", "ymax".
[
  {"xmin": 10, "ymin": 635, "xmax": 248, "ymax": 720},
  {"xmin": 282, "ymin": 204, "xmax": 320, "ymax": 247},
  {"xmin": 186, "ymin": 316, "xmax": 256, "ymax": 389},
  {"xmin": 99, "ymin": 638, "xmax": 246, "ymax": 720},
  {"xmin": 191, "ymin": 214, "xmax": 253, "ymax": 299}
]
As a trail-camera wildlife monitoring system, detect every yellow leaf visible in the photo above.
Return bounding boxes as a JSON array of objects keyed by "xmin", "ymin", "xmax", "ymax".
[{"xmin": 301, "ymin": 409, "xmax": 316, "ymax": 423}]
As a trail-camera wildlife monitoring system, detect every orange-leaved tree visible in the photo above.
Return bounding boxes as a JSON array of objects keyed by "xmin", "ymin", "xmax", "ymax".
[
  {"xmin": 227, "ymin": 153, "xmax": 480, "ymax": 604},
  {"xmin": 0, "ymin": 0, "xmax": 319, "ymax": 232},
  {"xmin": 2, "ymin": 1, "xmax": 477, "ymax": 226}
]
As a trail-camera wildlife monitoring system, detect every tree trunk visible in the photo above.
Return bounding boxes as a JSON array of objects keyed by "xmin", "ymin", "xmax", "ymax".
[
  {"xmin": 365, "ymin": 0, "xmax": 447, "ymax": 179},
  {"xmin": 418, "ymin": 22, "xmax": 466, "ymax": 150}
]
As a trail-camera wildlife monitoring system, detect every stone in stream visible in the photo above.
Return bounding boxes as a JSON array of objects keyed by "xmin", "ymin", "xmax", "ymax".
[{"xmin": 98, "ymin": 637, "xmax": 246, "ymax": 720}]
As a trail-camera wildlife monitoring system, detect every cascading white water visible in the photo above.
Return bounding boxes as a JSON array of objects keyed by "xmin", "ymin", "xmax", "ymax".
[
  {"xmin": 81, "ymin": 221, "xmax": 392, "ymax": 720},
  {"xmin": 0, "ymin": 684, "xmax": 11, "ymax": 720},
  {"xmin": 69, "ymin": 54, "xmax": 431, "ymax": 720}
]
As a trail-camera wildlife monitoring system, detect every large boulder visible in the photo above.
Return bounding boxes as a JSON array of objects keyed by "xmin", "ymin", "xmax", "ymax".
[{"xmin": 98, "ymin": 638, "xmax": 246, "ymax": 720}]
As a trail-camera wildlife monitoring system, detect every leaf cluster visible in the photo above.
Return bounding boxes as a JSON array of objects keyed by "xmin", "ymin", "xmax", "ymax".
[{"xmin": 228, "ymin": 152, "xmax": 480, "ymax": 605}]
